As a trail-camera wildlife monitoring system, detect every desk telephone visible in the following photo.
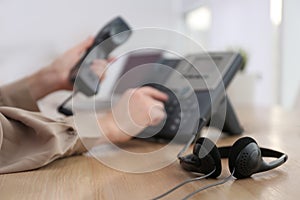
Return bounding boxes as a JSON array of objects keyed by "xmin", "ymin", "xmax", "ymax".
[
  {"xmin": 138, "ymin": 52, "xmax": 244, "ymax": 142},
  {"xmin": 139, "ymin": 82, "xmax": 201, "ymax": 142},
  {"xmin": 59, "ymin": 16, "xmax": 243, "ymax": 141}
]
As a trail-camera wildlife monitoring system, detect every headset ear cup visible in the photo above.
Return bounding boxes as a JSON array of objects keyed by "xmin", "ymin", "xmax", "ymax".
[
  {"xmin": 228, "ymin": 137, "xmax": 258, "ymax": 178},
  {"xmin": 193, "ymin": 137, "xmax": 222, "ymax": 178}
]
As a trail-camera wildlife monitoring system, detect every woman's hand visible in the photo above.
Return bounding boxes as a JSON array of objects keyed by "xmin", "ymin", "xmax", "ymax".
[
  {"xmin": 27, "ymin": 37, "xmax": 108, "ymax": 100},
  {"xmin": 98, "ymin": 87, "xmax": 169, "ymax": 143}
]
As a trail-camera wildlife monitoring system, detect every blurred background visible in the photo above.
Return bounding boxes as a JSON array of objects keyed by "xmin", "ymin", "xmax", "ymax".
[{"xmin": 0, "ymin": 0, "xmax": 299, "ymax": 110}]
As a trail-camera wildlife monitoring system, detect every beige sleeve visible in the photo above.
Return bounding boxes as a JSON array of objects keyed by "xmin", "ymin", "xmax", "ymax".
[
  {"xmin": 0, "ymin": 78, "xmax": 39, "ymax": 111},
  {"xmin": 0, "ymin": 79, "xmax": 100, "ymax": 174}
]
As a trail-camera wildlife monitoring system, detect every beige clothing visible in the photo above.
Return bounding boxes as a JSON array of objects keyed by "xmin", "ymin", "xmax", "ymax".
[{"xmin": 0, "ymin": 79, "xmax": 89, "ymax": 174}]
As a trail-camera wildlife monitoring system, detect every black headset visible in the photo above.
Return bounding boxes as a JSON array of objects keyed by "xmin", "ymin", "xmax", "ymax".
[
  {"xmin": 152, "ymin": 136, "xmax": 288, "ymax": 200},
  {"xmin": 179, "ymin": 136, "xmax": 288, "ymax": 179}
]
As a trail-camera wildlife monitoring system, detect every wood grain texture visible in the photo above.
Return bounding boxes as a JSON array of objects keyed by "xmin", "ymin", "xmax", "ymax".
[{"xmin": 0, "ymin": 106, "xmax": 299, "ymax": 200}]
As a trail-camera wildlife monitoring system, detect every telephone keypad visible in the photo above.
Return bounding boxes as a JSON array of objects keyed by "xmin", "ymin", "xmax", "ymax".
[{"xmin": 140, "ymin": 83, "xmax": 199, "ymax": 140}]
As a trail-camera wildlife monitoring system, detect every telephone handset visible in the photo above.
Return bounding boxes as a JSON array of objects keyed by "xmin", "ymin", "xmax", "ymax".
[
  {"xmin": 69, "ymin": 16, "xmax": 131, "ymax": 96},
  {"xmin": 58, "ymin": 17, "xmax": 131, "ymax": 116}
]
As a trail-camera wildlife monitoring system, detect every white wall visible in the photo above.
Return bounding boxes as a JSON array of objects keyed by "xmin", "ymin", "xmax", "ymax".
[
  {"xmin": 201, "ymin": 0, "xmax": 274, "ymax": 106},
  {"xmin": 175, "ymin": 0, "xmax": 274, "ymax": 106},
  {"xmin": 1, "ymin": 0, "xmax": 298, "ymax": 109},
  {"xmin": 0, "ymin": 0, "xmax": 179, "ymax": 84},
  {"xmin": 281, "ymin": 0, "xmax": 300, "ymax": 108},
  {"xmin": 180, "ymin": 0, "xmax": 300, "ymax": 108}
]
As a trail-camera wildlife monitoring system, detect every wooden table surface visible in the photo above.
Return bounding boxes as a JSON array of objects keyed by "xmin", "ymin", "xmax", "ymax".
[{"xmin": 0, "ymin": 106, "xmax": 299, "ymax": 200}]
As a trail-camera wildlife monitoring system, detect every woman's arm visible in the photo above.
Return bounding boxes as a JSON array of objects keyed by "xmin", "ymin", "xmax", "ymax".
[
  {"xmin": 0, "ymin": 36, "xmax": 106, "ymax": 108},
  {"xmin": 26, "ymin": 36, "xmax": 107, "ymax": 101},
  {"xmin": 0, "ymin": 37, "xmax": 168, "ymax": 174},
  {"xmin": 0, "ymin": 37, "xmax": 108, "ymax": 173}
]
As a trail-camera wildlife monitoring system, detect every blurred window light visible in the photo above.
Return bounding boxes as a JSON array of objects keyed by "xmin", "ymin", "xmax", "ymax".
[
  {"xmin": 186, "ymin": 6, "xmax": 212, "ymax": 31},
  {"xmin": 270, "ymin": 0, "xmax": 283, "ymax": 26}
]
